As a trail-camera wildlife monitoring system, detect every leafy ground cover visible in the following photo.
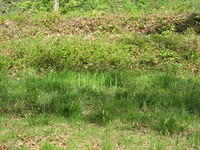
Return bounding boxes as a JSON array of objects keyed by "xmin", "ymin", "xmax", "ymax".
[
  {"xmin": 0, "ymin": 29, "xmax": 200, "ymax": 73},
  {"xmin": 0, "ymin": 0, "xmax": 200, "ymax": 149}
]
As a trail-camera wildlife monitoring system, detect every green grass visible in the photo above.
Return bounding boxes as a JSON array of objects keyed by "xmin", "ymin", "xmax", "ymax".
[
  {"xmin": 0, "ymin": 0, "xmax": 200, "ymax": 149},
  {"xmin": 0, "ymin": 107, "xmax": 199, "ymax": 149},
  {"xmin": 1, "ymin": 70, "xmax": 200, "ymax": 116},
  {"xmin": 1, "ymin": 0, "xmax": 200, "ymax": 15},
  {"xmin": 0, "ymin": 21, "xmax": 200, "ymax": 150},
  {"xmin": 0, "ymin": 71, "xmax": 200, "ymax": 143}
]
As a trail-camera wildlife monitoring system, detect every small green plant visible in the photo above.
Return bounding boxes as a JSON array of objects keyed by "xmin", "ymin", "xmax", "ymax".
[
  {"xmin": 0, "ymin": 132, "xmax": 16, "ymax": 142},
  {"xmin": 154, "ymin": 117, "xmax": 184, "ymax": 135},
  {"xmin": 90, "ymin": 100, "xmax": 114, "ymax": 125},
  {"xmin": 40, "ymin": 142, "xmax": 61, "ymax": 150},
  {"xmin": 102, "ymin": 128, "xmax": 113, "ymax": 150},
  {"xmin": 24, "ymin": 114, "xmax": 51, "ymax": 126},
  {"xmin": 189, "ymin": 132, "xmax": 200, "ymax": 149}
]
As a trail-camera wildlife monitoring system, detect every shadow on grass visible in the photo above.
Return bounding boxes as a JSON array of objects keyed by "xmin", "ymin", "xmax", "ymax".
[
  {"xmin": 0, "ymin": 70, "xmax": 200, "ymax": 134},
  {"xmin": 150, "ymin": 13, "xmax": 200, "ymax": 34},
  {"xmin": 175, "ymin": 13, "xmax": 200, "ymax": 34}
]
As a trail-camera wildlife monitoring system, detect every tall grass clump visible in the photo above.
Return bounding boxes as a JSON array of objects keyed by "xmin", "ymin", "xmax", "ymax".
[
  {"xmin": 0, "ymin": 70, "xmax": 82, "ymax": 118},
  {"xmin": 1, "ymin": 70, "xmax": 200, "ymax": 133}
]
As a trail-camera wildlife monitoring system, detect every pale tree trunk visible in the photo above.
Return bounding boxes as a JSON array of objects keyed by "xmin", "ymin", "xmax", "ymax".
[{"xmin": 54, "ymin": 0, "xmax": 59, "ymax": 12}]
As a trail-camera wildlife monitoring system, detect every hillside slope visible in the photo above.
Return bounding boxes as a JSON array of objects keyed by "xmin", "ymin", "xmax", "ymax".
[{"xmin": 0, "ymin": 1, "xmax": 200, "ymax": 150}]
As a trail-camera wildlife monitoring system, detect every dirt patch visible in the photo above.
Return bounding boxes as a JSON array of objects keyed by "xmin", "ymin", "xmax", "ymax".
[
  {"xmin": 16, "ymin": 133, "xmax": 69, "ymax": 150},
  {"xmin": 0, "ymin": 50, "xmax": 13, "ymax": 56},
  {"xmin": 0, "ymin": 144, "xmax": 7, "ymax": 150}
]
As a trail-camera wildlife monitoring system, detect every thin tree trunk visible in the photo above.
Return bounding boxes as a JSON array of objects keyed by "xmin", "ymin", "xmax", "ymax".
[{"xmin": 54, "ymin": 0, "xmax": 59, "ymax": 12}]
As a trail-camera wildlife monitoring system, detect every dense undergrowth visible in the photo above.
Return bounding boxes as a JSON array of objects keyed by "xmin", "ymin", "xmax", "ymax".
[{"xmin": 0, "ymin": 31, "xmax": 200, "ymax": 73}]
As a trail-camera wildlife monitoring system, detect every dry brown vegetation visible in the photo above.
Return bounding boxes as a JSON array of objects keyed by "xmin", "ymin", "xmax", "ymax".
[{"xmin": 1, "ymin": 13, "xmax": 199, "ymax": 41}]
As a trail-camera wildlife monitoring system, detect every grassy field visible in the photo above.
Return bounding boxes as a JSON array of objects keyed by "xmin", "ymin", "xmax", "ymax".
[
  {"xmin": 0, "ymin": 0, "xmax": 200, "ymax": 149},
  {"xmin": 1, "ymin": 71, "xmax": 200, "ymax": 149}
]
